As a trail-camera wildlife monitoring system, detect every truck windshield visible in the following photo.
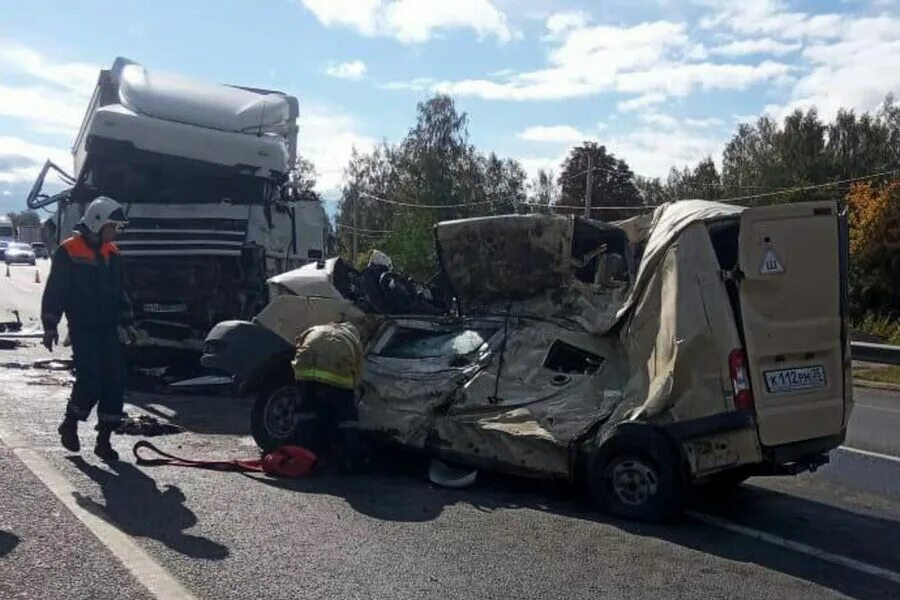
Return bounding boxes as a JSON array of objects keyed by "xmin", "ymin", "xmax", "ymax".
[{"xmin": 86, "ymin": 154, "xmax": 271, "ymax": 204}]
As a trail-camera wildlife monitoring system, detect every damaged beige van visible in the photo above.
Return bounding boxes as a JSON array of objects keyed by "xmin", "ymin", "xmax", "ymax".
[{"xmin": 203, "ymin": 199, "xmax": 851, "ymax": 522}]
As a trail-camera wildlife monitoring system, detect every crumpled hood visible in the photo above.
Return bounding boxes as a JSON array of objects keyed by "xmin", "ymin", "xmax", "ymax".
[
  {"xmin": 435, "ymin": 202, "xmax": 746, "ymax": 333},
  {"xmin": 435, "ymin": 215, "xmax": 574, "ymax": 309}
]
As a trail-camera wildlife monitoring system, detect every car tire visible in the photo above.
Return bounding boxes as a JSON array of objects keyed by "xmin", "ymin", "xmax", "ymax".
[
  {"xmin": 587, "ymin": 425, "xmax": 686, "ymax": 523},
  {"xmin": 251, "ymin": 383, "xmax": 318, "ymax": 453}
]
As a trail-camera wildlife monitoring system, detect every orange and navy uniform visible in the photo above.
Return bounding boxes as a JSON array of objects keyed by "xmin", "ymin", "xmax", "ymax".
[{"xmin": 41, "ymin": 232, "xmax": 133, "ymax": 334}]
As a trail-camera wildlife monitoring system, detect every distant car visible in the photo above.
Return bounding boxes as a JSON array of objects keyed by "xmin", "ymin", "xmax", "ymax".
[
  {"xmin": 4, "ymin": 242, "xmax": 36, "ymax": 265},
  {"xmin": 31, "ymin": 242, "xmax": 49, "ymax": 259},
  {"xmin": 0, "ymin": 241, "xmax": 7, "ymax": 261}
]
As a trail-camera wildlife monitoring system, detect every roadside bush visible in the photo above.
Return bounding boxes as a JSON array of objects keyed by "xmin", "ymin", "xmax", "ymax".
[{"xmin": 852, "ymin": 313, "xmax": 900, "ymax": 344}]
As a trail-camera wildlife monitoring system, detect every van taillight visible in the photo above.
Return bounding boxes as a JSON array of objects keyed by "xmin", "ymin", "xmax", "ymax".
[{"xmin": 729, "ymin": 349, "xmax": 755, "ymax": 410}]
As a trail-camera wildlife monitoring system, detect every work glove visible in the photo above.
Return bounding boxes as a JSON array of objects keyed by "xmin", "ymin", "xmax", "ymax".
[{"xmin": 42, "ymin": 328, "xmax": 59, "ymax": 352}]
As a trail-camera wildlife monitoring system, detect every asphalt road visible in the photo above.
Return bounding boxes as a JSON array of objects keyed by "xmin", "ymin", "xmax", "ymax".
[
  {"xmin": 846, "ymin": 388, "xmax": 900, "ymax": 457},
  {"xmin": 1, "ymin": 268, "xmax": 899, "ymax": 599}
]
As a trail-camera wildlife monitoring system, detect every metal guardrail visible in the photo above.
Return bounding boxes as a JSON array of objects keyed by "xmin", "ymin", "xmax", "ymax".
[{"xmin": 851, "ymin": 342, "xmax": 900, "ymax": 365}]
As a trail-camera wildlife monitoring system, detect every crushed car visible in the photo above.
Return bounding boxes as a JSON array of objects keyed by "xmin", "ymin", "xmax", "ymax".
[{"xmin": 202, "ymin": 199, "xmax": 852, "ymax": 522}]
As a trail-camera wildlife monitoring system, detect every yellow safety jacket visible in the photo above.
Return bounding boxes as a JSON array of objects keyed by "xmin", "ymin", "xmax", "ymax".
[{"xmin": 292, "ymin": 322, "xmax": 364, "ymax": 390}]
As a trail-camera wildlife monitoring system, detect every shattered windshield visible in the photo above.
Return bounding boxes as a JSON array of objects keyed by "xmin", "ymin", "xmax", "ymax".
[{"xmin": 377, "ymin": 327, "xmax": 496, "ymax": 359}]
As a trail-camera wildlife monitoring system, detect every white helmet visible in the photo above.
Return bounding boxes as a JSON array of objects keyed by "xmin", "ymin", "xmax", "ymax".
[{"xmin": 80, "ymin": 196, "xmax": 129, "ymax": 233}]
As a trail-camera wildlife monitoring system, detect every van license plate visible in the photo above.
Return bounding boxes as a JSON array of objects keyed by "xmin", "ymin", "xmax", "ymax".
[{"xmin": 764, "ymin": 366, "xmax": 827, "ymax": 394}]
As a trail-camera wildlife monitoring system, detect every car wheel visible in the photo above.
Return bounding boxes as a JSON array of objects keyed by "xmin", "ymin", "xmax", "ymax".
[
  {"xmin": 587, "ymin": 426, "xmax": 685, "ymax": 523},
  {"xmin": 251, "ymin": 383, "xmax": 318, "ymax": 453}
]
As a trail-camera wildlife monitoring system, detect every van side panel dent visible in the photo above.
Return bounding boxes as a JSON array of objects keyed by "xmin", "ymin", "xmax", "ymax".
[{"xmin": 621, "ymin": 224, "xmax": 755, "ymax": 462}]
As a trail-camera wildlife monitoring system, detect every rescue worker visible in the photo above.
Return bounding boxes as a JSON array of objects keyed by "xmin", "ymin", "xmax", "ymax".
[
  {"xmin": 292, "ymin": 321, "xmax": 365, "ymax": 473},
  {"xmin": 41, "ymin": 196, "xmax": 134, "ymax": 462}
]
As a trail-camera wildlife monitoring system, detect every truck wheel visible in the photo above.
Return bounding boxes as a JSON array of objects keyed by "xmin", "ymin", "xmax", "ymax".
[
  {"xmin": 251, "ymin": 384, "xmax": 317, "ymax": 453},
  {"xmin": 587, "ymin": 427, "xmax": 685, "ymax": 523}
]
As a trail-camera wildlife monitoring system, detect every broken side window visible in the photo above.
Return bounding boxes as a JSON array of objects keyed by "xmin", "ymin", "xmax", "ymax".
[
  {"xmin": 376, "ymin": 327, "xmax": 497, "ymax": 359},
  {"xmin": 571, "ymin": 218, "xmax": 630, "ymax": 286},
  {"xmin": 542, "ymin": 340, "xmax": 605, "ymax": 375}
]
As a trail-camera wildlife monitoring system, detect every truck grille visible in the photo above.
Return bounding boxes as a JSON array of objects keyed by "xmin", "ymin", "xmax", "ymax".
[{"xmin": 116, "ymin": 217, "xmax": 247, "ymax": 256}]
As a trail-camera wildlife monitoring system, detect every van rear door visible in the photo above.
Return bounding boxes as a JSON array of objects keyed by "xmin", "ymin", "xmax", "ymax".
[{"xmin": 737, "ymin": 201, "xmax": 848, "ymax": 447}]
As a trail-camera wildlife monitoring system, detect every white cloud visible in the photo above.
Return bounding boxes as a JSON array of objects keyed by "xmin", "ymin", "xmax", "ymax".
[
  {"xmin": 544, "ymin": 10, "xmax": 589, "ymax": 37},
  {"xmin": 710, "ymin": 38, "xmax": 801, "ymax": 56},
  {"xmin": 684, "ymin": 117, "xmax": 725, "ymax": 128},
  {"xmin": 325, "ymin": 60, "xmax": 367, "ymax": 80},
  {"xmin": 0, "ymin": 43, "xmax": 98, "ymax": 92},
  {"xmin": 382, "ymin": 77, "xmax": 436, "ymax": 91},
  {"xmin": 297, "ymin": 105, "xmax": 375, "ymax": 197},
  {"xmin": 0, "ymin": 84, "xmax": 86, "ymax": 137},
  {"xmin": 0, "ymin": 42, "xmax": 97, "ymax": 140},
  {"xmin": 517, "ymin": 153, "xmax": 567, "ymax": 180},
  {"xmin": 298, "ymin": 0, "xmax": 381, "ymax": 34},
  {"xmin": 617, "ymin": 92, "xmax": 667, "ymax": 112},
  {"xmin": 386, "ymin": 0, "xmax": 516, "ymax": 43},
  {"xmin": 0, "ymin": 136, "xmax": 70, "ymax": 184},
  {"xmin": 698, "ymin": 1, "xmax": 843, "ymax": 40},
  {"xmin": 518, "ymin": 125, "xmax": 592, "ymax": 144},
  {"xmin": 608, "ymin": 126, "xmax": 726, "ymax": 178},
  {"xmin": 638, "ymin": 112, "xmax": 679, "ymax": 129},
  {"xmin": 299, "ymin": 0, "xmax": 516, "ymax": 43},
  {"xmin": 423, "ymin": 15, "xmax": 790, "ymax": 102},
  {"xmin": 768, "ymin": 16, "xmax": 900, "ymax": 120}
]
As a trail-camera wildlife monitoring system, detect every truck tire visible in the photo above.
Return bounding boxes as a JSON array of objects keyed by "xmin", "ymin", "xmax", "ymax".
[
  {"xmin": 586, "ymin": 426, "xmax": 686, "ymax": 523},
  {"xmin": 251, "ymin": 383, "xmax": 318, "ymax": 453}
]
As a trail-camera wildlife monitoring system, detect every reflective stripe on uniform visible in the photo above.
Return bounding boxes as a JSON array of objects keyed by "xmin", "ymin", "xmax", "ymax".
[
  {"xmin": 293, "ymin": 368, "xmax": 355, "ymax": 390},
  {"xmin": 337, "ymin": 420, "xmax": 359, "ymax": 430}
]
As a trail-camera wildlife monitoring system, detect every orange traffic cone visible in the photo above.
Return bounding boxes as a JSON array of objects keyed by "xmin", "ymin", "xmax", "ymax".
[{"xmin": 34, "ymin": 269, "xmax": 40, "ymax": 284}]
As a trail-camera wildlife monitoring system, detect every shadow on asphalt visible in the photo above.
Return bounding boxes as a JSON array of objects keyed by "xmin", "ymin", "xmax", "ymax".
[
  {"xmin": 248, "ymin": 451, "xmax": 899, "ymax": 600},
  {"xmin": 0, "ymin": 530, "xmax": 20, "ymax": 556},
  {"xmin": 66, "ymin": 456, "xmax": 230, "ymax": 561},
  {"xmin": 124, "ymin": 390, "xmax": 252, "ymax": 437}
]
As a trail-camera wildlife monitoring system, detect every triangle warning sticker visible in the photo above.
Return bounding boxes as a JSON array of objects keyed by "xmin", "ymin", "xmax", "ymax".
[{"xmin": 760, "ymin": 248, "xmax": 784, "ymax": 274}]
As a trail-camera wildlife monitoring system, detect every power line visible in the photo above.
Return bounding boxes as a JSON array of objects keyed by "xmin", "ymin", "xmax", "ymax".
[
  {"xmin": 333, "ymin": 222, "xmax": 395, "ymax": 234},
  {"xmin": 358, "ymin": 191, "xmax": 498, "ymax": 209},
  {"xmin": 716, "ymin": 169, "xmax": 899, "ymax": 204}
]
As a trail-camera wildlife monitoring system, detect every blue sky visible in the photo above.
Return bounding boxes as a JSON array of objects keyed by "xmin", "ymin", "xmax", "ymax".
[{"xmin": 1, "ymin": 0, "xmax": 899, "ymax": 215}]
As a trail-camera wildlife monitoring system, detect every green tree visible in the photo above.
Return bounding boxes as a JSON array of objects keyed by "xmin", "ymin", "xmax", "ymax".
[
  {"xmin": 528, "ymin": 169, "xmax": 558, "ymax": 213},
  {"xmin": 558, "ymin": 142, "xmax": 642, "ymax": 220},
  {"xmin": 336, "ymin": 94, "xmax": 532, "ymax": 278},
  {"xmin": 6, "ymin": 210, "xmax": 40, "ymax": 228}
]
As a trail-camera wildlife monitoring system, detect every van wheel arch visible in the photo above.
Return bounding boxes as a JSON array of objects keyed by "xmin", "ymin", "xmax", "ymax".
[{"xmin": 586, "ymin": 423, "xmax": 688, "ymax": 522}]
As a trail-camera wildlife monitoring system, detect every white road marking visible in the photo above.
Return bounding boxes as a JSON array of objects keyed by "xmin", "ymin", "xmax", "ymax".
[
  {"xmin": 839, "ymin": 445, "xmax": 900, "ymax": 464},
  {"xmin": 687, "ymin": 511, "xmax": 900, "ymax": 585},
  {"xmin": 0, "ymin": 426, "xmax": 198, "ymax": 600}
]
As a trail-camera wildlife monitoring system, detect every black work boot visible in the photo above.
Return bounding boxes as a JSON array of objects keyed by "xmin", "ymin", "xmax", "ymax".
[
  {"xmin": 57, "ymin": 416, "xmax": 80, "ymax": 452},
  {"xmin": 94, "ymin": 425, "xmax": 119, "ymax": 462}
]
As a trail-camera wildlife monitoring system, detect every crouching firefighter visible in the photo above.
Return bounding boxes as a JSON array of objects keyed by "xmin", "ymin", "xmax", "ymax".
[
  {"xmin": 292, "ymin": 322, "xmax": 366, "ymax": 473},
  {"xmin": 41, "ymin": 197, "xmax": 135, "ymax": 462}
]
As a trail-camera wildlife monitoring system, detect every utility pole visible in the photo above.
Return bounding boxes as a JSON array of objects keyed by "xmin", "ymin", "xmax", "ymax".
[
  {"xmin": 584, "ymin": 152, "xmax": 594, "ymax": 218},
  {"xmin": 351, "ymin": 192, "xmax": 359, "ymax": 265}
]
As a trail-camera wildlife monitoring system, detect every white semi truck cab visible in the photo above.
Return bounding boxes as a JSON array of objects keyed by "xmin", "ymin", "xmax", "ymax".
[{"xmin": 27, "ymin": 57, "xmax": 327, "ymax": 360}]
